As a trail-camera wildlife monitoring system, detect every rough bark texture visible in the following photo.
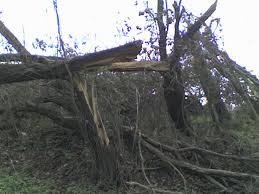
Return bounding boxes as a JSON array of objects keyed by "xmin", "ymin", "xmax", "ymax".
[
  {"xmin": 0, "ymin": 41, "xmax": 143, "ymax": 85},
  {"xmin": 157, "ymin": 0, "xmax": 168, "ymax": 61},
  {"xmin": 74, "ymin": 84, "xmax": 118, "ymax": 183},
  {"xmin": 0, "ymin": 20, "xmax": 139, "ymax": 183},
  {"xmin": 158, "ymin": 0, "xmax": 188, "ymax": 130},
  {"xmin": 163, "ymin": 66, "xmax": 186, "ymax": 129}
]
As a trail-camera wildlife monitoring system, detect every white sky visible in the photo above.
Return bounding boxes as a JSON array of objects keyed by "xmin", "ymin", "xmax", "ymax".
[{"xmin": 0, "ymin": 0, "xmax": 259, "ymax": 76}]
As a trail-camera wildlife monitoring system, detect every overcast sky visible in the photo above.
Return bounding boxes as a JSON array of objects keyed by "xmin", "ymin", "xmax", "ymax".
[{"xmin": 0, "ymin": 0, "xmax": 258, "ymax": 75}]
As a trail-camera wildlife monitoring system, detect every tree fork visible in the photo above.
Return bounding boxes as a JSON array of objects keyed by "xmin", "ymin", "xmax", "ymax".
[{"xmin": 157, "ymin": 0, "xmax": 218, "ymax": 132}]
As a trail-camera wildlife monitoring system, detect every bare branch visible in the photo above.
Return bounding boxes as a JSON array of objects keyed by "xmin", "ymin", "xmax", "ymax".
[
  {"xmin": 142, "ymin": 133, "xmax": 259, "ymax": 162},
  {"xmin": 0, "ymin": 20, "xmax": 31, "ymax": 57},
  {"xmin": 184, "ymin": 0, "xmax": 217, "ymax": 38},
  {"xmin": 141, "ymin": 135, "xmax": 259, "ymax": 180}
]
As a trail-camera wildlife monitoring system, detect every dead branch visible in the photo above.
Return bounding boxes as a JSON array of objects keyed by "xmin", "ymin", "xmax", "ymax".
[
  {"xmin": 142, "ymin": 134, "xmax": 259, "ymax": 162},
  {"xmin": 142, "ymin": 137, "xmax": 259, "ymax": 180},
  {"xmin": 184, "ymin": 0, "xmax": 217, "ymax": 38},
  {"xmin": 108, "ymin": 61, "xmax": 169, "ymax": 72},
  {"xmin": 0, "ymin": 20, "xmax": 31, "ymax": 57},
  {"xmin": 66, "ymin": 40, "xmax": 143, "ymax": 71},
  {"xmin": 220, "ymin": 50, "xmax": 259, "ymax": 87},
  {"xmin": 0, "ymin": 53, "xmax": 63, "ymax": 63},
  {"xmin": 205, "ymin": 175, "xmax": 228, "ymax": 191},
  {"xmin": 34, "ymin": 95, "xmax": 77, "ymax": 114},
  {"xmin": 177, "ymin": 147, "xmax": 259, "ymax": 162},
  {"xmin": 19, "ymin": 102, "xmax": 80, "ymax": 130},
  {"xmin": 0, "ymin": 41, "xmax": 145, "ymax": 85},
  {"xmin": 0, "ymin": 60, "xmax": 169, "ymax": 85},
  {"xmin": 0, "ymin": 62, "xmax": 66, "ymax": 85},
  {"xmin": 125, "ymin": 130, "xmax": 259, "ymax": 180},
  {"xmin": 44, "ymin": 79, "xmax": 73, "ymax": 94},
  {"xmin": 137, "ymin": 134, "xmax": 155, "ymax": 193}
]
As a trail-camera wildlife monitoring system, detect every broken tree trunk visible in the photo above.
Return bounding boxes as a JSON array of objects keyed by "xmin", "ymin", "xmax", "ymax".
[
  {"xmin": 0, "ymin": 20, "xmax": 141, "ymax": 183},
  {"xmin": 0, "ymin": 40, "xmax": 144, "ymax": 85},
  {"xmin": 0, "ymin": 59, "xmax": 169, "ymax": 85},
  {"xmin": 72, "ymin": 76, "xmax": 119, "ymax": 183}
]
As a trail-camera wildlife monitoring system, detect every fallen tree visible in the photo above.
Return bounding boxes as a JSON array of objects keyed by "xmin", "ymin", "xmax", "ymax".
[{"xmin": 0, "ymin": 1, "xmax": 259, "ymax": 192}]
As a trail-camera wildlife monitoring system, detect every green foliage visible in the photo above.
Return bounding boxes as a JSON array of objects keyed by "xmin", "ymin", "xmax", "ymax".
[
  {"xmin": 231, "ymin": 104, "xmax": 259, "ymax": 135},
  {"xmin": 229, "ymin": 115, "xmax": 259, "ymax": 149},
  {"xmin": 65, "ymin": 184, "xmax": 116, "ymax": 194},
  {"xmin": 0, "ymin": 167, "xmax": 116, "ymax": 194},
  {"xmin": 0, "ymin": 167, "xmax": 56, "ymax": 194}
]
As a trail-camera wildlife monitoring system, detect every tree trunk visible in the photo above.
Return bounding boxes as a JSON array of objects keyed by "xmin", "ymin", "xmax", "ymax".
[
  {"xmin": 73, "ymin": 80, "xmax": 119, "ymax": 184},
  {"xmin": 157, "ymin": 0, "xmax": 188, "ymax": 131},
  {"xmin": 163, "ymin": 71, "xmax": 186, "ymax": 129},
  {"xmin": 157, "ymin": 0, "xmax": 217, "ymax": 132}
]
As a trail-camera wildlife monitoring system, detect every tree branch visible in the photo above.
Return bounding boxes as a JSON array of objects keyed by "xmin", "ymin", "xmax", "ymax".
[
  {"xmin": 0, "ymin": 41, "xmax": 144, "ymax": 85},
  {"xmin": 141, "ymin": 136, "xmax": 259, "ymax": 180},
  {"xmin": 0, "ymin": 54, "xmax": 63, "ymax": 63},
  {"xmin": 0, "ymin": 20, "xmax": 31, "ymax": 58},
  {"xmin": 143, "ymin": 134, "xmax": 259, "ymax": 162},
  {"xmin": 21, "ymin": 102, "xmax": 80, "ymax": 130},
  {"xmin": 66, "ymin": 40, "xmax": 143, "ymax": 71},
  {"xmin": 184, "ymin": 0, "xmax": 217, "ymax": 38}
]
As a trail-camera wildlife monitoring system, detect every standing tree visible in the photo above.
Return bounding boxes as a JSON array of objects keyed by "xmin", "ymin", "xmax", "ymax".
[{"xmin": 141, "ymin": 0, "xmax": 218, "ymax": 134}]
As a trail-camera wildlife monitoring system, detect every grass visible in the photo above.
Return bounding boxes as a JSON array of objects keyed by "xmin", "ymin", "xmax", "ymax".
[
  {"xmin": 0, "ymin": 167, "xmax": 116, "ymax": 194},
  {"xmin": 0, "ymin": 167, "xmax": 55, "ymax": 194}
]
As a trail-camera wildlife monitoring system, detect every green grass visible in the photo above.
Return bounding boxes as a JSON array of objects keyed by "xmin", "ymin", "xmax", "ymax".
[
  {"xmin": 0, "ymin": 167, "xmax": 55, "ymax": 194},
  {"xmin": 0, "ymin": 167, "xmax": 116, "ymax": 194}
]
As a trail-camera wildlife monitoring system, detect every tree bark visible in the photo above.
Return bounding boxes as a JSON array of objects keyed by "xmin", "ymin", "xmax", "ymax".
[
  {"xmin": 159, "ymin": 0, "xmax": 217, "ymax": 131},
  {"xmin": 157, "ymin": 0, "xmax": 168, "ymax": 61},
  {"xmin": 74, "ymin": 83, "xmax": 119, "ymax": 183},
  {"xmin": 157, "ymin": 0, "xmax": 188, "ymax": 130}
]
